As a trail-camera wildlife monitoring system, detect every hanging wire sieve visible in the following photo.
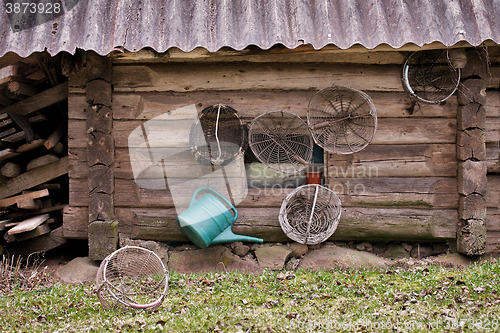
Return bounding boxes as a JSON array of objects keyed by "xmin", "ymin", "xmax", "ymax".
[
  {"xmin": 95, "ymin": 246, "xmax": 169, "ymax": 311},
  {"xmin": 190, "ymin": 104, "xmax": 247, "ymax": 166},
  {"xmin": 248, "ymin": 110, "xmax": 314, "ymax": 174},
  {"xmin": 401, "ymin": 49, "xmax": 461, "ymax": 104},
  {"xmin": 279, "ymin": 184, "xmax": 341, "ymax": 245},
  {"xmin": 307, "ymin": 84, "xmax": 377, "ymax": 155}
]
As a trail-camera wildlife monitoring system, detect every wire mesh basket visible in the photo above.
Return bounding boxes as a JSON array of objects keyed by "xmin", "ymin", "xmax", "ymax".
[
  {"xmin": 190, "ymin": 104, "xmax": 247, "ymax": 166},
  {"xmin": 279, "ymin": 184, "xmax": 341, "ymax": 244},
  {"xmin": 307, "ymin": 84, "xmax": 377, "ymax": 155},
  {"xmin": 402, "ymin": 49, "xmax": 461, "ymax": 104},
  {"xmin": 248, "ymin": 110, "xmax": 314, "ymax": 174},
  {"xmin": 95, "ymin": 246, "xmax": 169, "ymax": 311}
]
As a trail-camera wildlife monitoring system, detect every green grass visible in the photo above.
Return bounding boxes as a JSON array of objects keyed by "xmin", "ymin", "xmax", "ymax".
[{"xmin": 1, "ymin": 260, "xmax": 500, "ymax": 332}]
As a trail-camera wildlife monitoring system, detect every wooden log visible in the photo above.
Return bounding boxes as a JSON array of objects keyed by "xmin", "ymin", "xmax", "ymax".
[
  {"xmin": 486, "ymin": 144, "xmax": 500, "ymax": 173},
  {"xmin": 326, "ymin": 144, "xmax": 457, "ymax": 178},
  {"xmin": 0, "ymin": 82, "xmax": 68, "ymax": 116},
  {"xmin": 6, "ymin": 227, "xmax": 67, "ymax": 261},
  {"xmin": 26, "ymin": 154, "xmax": 59, "ymax": 171},
  {"xmin": 82, "ymin": 63, "xmax": 407, "ymax": 93},
  {"xmin": 116, "ymin": 206, "xmax": 457, "ymax": 242},
  {"xmin": 1, "ymin": 162, "xmax": 21, "ymax": 178},
  {"xmin": 486, "ymin": 118, "xmax": 500, "ymax": 143},
  {"xmin": 70, "ymin": 91, "xmax": 460, "ymax": 120},
  {"xmin": 459, "ymin": 194, "xmax": 486, "ymax": 221},
  {"xmin": 449, "ymin": 48, "xmax": 467, "ymax": 69},
  {"xmin": 457, "ymin": 219, "xmax": 486, "ymax": 256},
  {"xmin": 329, "ymin": 177, "xmax": 458, "ymax": 208},
  {"xmin": 62, "ymin": 206, "xmax": 90, "ymax": 239},
  {"xmin": 7, "ymin": 81, "xmax": 37, "ymax": 97},
  {"xmin": 458, "ymin": 160, "xmax": 487, "ymax": 196},
  {"xmin": 85, "ymin": 51, "xmax": 112, "ymax": 83},
  {"xmin": 88, "ymin": 165, "xmax": 113, "ymax": 194},
  {"xmin": 486, "ymin": 175, "xmax": 500, "ymax": 208},
  {"xmin": 69, "ymin": 60, "xmax": 499, "ymax": 95},
  {"xmin": 458, "ymin": 79, "xmax": 486, "ymax": 106},
  {"xmin": 44, "ymin": 123, "xmax": 66, "ymax": 150},
  {"xmin": 86, "ymin": 105, "xmax": 112, "ymax": 134},
  {"xmin": 487, "ymin": 208, "xmax": 500, "ymax": 232},
  {"xmin": 88, "ymin": 220, "xmax": 118, "ymax": 260},
  {"xmin": 457, "ymin": 129, "xmax": 485, "ymax": 161},
  {"xmin": 0, "ymin": 156, "xmax": 67, "ymax": 199},
  {"xmin": 0, "ymin": 148, "xmax": 19, "ymax": 162},
  {"xmin": 89, "ymin": 193, "xmax": 113, "ymax": 222},
  {"xmin": 86, "ymin": 80, "xmax": 112, "ymax": 106},
  {"xmin": 458, "ymin": 103, "xmax": 486, "ymax": 131},
  {"xmin": 16, "ymin": 138, "xmax": 45, "ymax": 153},
  {"xmin": 0, "ymin": 189, "xmax": 49, "ymax": 207},
  {"xmin": 86, "ymin": 131, "xmax": 114, "ymax": 166},
  {"xmin": 68, "ymin": 148, "xmax": 87, "ymax": 178},
  {"xmin": 486, "ymin": 90, "xmax": 500, "ymax": 117},
  {"xmin": 485, "ymin": 231, "xmax": 500, "ymax": 253},
  {"xmin": 461, "ymin": 49, "xmax": 489, "ymax": 79},
  {"xmin": 8, "ymin": 214, "xmax": 50, "ymax": 235}
]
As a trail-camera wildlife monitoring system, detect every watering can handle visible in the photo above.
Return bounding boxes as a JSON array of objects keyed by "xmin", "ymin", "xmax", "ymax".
[{"xmin": 189, "ymin": 186, "xmax": 238, "ymax": 222}]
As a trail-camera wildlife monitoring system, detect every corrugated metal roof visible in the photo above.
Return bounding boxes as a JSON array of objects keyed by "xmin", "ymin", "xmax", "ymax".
[{"xmin": 1, "ymin": 0, "xmax": 500, "ymax": 58}]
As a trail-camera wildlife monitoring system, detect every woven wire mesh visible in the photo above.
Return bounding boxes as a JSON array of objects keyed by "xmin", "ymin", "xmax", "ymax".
[
  {"xmin": 190, "ymin": 104, "xmax": 247, "ymax": 166},
  {"xmin": 307, "ymin": 84, "xmax": 377, "ymax": 155},
  {"xmin": 248, "ymin": 110, "xmax": 313, "ymax": 174},
  {"xmin": 402, "ymin": 49, "xmax": 461, "ymax": 104},
  {"xmin": 279, "ymin": 184, "xmax": 341, "ymax": 244},
  {"xmin": 95, "ymin": 246, "xmax": 168, "ymax": 311}
]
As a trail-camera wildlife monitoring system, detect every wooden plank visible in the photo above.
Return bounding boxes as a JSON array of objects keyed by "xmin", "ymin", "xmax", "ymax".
[
  {"xmin": 8, "ymin": 214, "xmax": 50, "ymax": 235},
  {"xmin": 116, "ymin": 206, "xmax": 457, "ymax": 242},
  {"xmin": 16, "ymin": 198, "xmax": 37, "ymax": 210},
  {"xmin": 486, "ymin": 90, "xmax": 500, "ymax": 118},
  {"xmin": 13, "ymin": 224, "xmax": 51, "ymax": 242},
  {"xmin": 487, "ymin": 208, "xmax": 500, "ymax": 232},
  {"xmin": 1, "ymin": 131, "xmax": 25, "ymax": 143},
  {"xmin": 68, "ymin": 147, "xmax": 87, "ymax": 178},
  {"xmin": 0, "ymin": 189, "xmax": 49, "ymax": 207},
  {"xmin": 326, "ymin": 144, "xmax": 457, "ymax": 178},
  {"xmin": 0, "ymin": 156, "xmax": 68, "ymax": 199},
  {"xmin": 329, "ymin": 177, "xmax": 458, "ymax": 208},
  {"xmin": 6, "ymin": 227, "xmax": 67, "ymax": 261},
  {"xmin": 69, "ymin": 91, "xmax": 459, "ymax": 121},
  {"xmin": 0, "ymin": 82, "xmax": 68, "ymax": 116}
]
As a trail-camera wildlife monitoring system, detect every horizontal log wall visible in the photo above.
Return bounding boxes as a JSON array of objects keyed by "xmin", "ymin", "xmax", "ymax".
[{"xmin": 65, "ymin": 53, "xmax": 500, "ymax": 250}]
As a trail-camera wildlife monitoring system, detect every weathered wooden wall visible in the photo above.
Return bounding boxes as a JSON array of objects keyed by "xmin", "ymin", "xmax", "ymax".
[{"xmin": 64, "ymin": 49, "xmax": 500, "ymax": 251}]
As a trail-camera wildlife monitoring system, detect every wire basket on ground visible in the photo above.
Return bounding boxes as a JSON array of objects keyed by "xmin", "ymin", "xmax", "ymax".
[
  {"xmin": 307, "ymin": 84, "xmax": 377, "ymax": 154},
  {"xmin": 279, "ymin": 184, "xmax": 341, "ymax": 244},
  {"xmin": 95, "ymin": 246, "xmax": 168, "ymax": 311},
  {"xmin": 402, "ymin": 49, "xmax": 461, "ymax": 104},
  {"xmin": 190, "ymin": 104, "xmax": 247, "ymax": 166},
  {"xmin": 248, "ymin": 110, "xmax": 314, "ymax": 174}
]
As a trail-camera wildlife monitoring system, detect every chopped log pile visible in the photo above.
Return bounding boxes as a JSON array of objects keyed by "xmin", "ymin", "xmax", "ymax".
[{"xmin": 0, "ymin": 52, "xmax": 71, "ymax": 259}]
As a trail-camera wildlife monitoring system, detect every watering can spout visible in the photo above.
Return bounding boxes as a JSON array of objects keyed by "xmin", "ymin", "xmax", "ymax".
[{"xmin": 211, "ymin": 227, "xmax": 263, "ymax": 245}]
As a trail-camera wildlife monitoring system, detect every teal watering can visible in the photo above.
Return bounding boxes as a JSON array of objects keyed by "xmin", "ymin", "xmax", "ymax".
[{"xmin": 177, "ymin": 186, "xmax": 263, "ymax": 248}]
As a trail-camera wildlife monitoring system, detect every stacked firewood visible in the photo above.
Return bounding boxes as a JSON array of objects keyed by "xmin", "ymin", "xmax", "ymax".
[{"xmin": 0, "ymin": 52, "xmax": 70, "ymax": 259}]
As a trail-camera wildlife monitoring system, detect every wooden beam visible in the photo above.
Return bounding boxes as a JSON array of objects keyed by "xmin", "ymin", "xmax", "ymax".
[
  {"xmin": 108, "ymin": 40, "xmax": 497, "ymax": 63},
  {"xmin": 0, "ymin": 82, "xmax": 68, "ymax": 116},
  {"xmin": 7, "ymin": 227, "xmax": 67, "ymax": 260},
  {"xmin": 8, "ymin": 214, "xmax": 50, "ymax": 235},
  {"xmin": 0, "ymin": 156, "xmax": 67, "ymax": 199}
]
